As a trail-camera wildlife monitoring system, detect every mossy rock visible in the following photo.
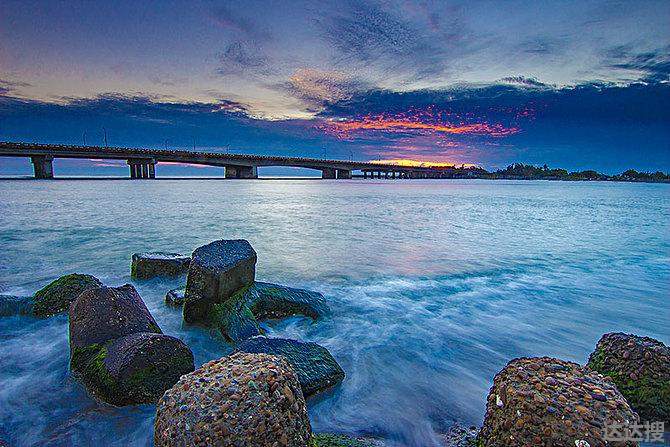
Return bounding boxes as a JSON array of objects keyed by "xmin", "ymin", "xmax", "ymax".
[
  {"xmin": 213, "ymin": 281, "xmax": 329, "ymax": 342},
  {"xmin": 131, "ymin": 252, "xmax": 190, "ymax": 279},
  {"xmin": 587, "ymin": 332, "xmax": 670, "ymax": 424},
  {"xmin": 32, "ymin": 273, "xmax": 102, "ymax": 317},
  {"xmin": 311, "ymin": 434, "xmax": 377, "ymax": 447},
  {"xmin": 71, "ymin": 332, "xmax": 194, "ymax": 406},
  {"xmin": 69, "ymin": 284, "xmax": 162, "ymax": 351},
  {"xmin": 183, "ymin": 239, "xmax": 257, "ymax": 324},
  {"xmin": 234, "ymin": 337, "xmax": 344, "ymax": 398},
  {"xmin": 165, "ymin": 287, "xmax": 186, "ymax": 307},
  {"xmin": 0, "ymin": 294, "xmax": 35, "ymax": 317}
]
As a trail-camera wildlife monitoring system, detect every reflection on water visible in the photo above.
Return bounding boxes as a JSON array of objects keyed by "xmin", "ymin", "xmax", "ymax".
[{"xmin": 0, "ymin": 179, "xmax": 668, "ymax": 446}]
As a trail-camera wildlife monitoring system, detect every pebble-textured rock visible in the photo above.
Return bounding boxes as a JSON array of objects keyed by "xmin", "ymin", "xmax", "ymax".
[
  {"xmin": 69, "ymin": 284, "xmax": 195, "ymax": 406},
  {"xmin": 587, "ymin": 332, "xmax": 670, "ymax": 424},
  {"xmin": 154, "ymin": 352, "xmax": 312, "ymax": 447},
  {"xmin": 165, "ymin": 287, "xmax": 186, "ymax": 307},
  {"xmin": 0, "ymin": 294, "xmax": 34, "ymax": 317},
  {"xmin": 131, "ymin": 252, "xmax": 191, "ymax": 279},
  {"xmin": 214, "ymin": 281, "xmax": 329, "ymax": 342},
  {"xmin": 32, "ymin": 273, "xmax": 102, "ymax": 317},
  {"xmin": 478, "ymin": 356, "xmax": 639, "ymax": 447},
  {"xmin": 234, "ymin": 337, "xmax": 344, "ymax": 398},
  {"xmin": 183, "ymin": 239, "xmax": 257, "ymax": 324}
]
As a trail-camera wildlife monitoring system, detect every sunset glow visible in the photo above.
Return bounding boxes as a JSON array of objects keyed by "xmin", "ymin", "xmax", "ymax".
[
  {"xmin": 370, "ymin": 159, "xmax": 478, "ymax": 168},
  {"xmin": 320, "ymin": 109, "xmax": 520, "ymax": 140}
]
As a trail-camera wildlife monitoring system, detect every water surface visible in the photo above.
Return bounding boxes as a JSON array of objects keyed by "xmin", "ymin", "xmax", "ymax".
[{"xmin": 0, "ymin": 179, "xmax": 668, "ymax": 446}]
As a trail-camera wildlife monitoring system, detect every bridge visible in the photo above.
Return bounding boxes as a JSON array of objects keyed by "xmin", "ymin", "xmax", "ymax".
[{"xmin": 0, "ymin": 142, "xmax": 446, "ymax": 180}]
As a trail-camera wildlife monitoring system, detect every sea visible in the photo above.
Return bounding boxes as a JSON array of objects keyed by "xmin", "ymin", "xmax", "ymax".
[{"xmin": 0, "ymin": 178, "xmax": 668, "ymax": 446}]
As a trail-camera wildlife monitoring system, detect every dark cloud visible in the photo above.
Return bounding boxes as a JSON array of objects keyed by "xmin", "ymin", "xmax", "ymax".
[{"xmin": 605, "ymin": 45, "xmax": 670, "ymax": 82}]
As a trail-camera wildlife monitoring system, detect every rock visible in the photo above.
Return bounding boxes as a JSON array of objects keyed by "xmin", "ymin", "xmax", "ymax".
[
  {"xmin": 71, "ymin": 332, "xmax": 194, "ymax": 406},
  {"xmin": 439, "ymin": 424, "xmax": 479, "ymax": 447},
  {"xmin": 214, "ymin": 281, "xmax": 329, "ymax": 342},
  {"xmin": 155, "ymin": 352, "xmax": 311, "ymax": 447},
  {"xmin": 0, "ymin": 294, "xmax": 34, "ymax": 316},
  {"xmin": 131, "ymin": 252, "xmax": 191, "ymax": 279},
  {"xmin": 69, "ymin": 284, "xmax": 194, "ymax": 406},
  {"xmin": 165, "ymin": 287, "xmax": 186, "ymax": 307},
  {"xmin": 69, "ymin": 284, "xmax": 161, "ymax": 352},
  {"xmin": 311, "ymin": 434, "xmax": 380, "ymax": 447},
  {"xmin": 587, "ymin": 332, "xmax": 670, "ymax": 424},
  {"xmin": 32, "ymin": 273, "xmax": 102, "ymax": 317},
  {"xmin": 478, "ymin": 356, "xmax": 639, "ymax": 447},
  {"xmin": 234, "ymin": 337, "xmax": 344, "ymax": 398},
  {"xmin": 183, "ymin": 239, "xmax": 257, "ymax": 324}
]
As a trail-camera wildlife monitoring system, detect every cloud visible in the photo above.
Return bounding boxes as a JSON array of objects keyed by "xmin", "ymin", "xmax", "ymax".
[
  {"xmin": 271, "ymin": 68, "xmax": 369, "ymax": 112},
  {"xmin": 216, "ymin": 40, "xmax": 274, "ymax": 77},
  {"xmin": 318, "ymin": 1, "xmax": 453, "ymax": 81},
  {"xmin": 498, "ymin": 76, "xmax": 550, "ymax": 88},
  {"xmin": 0, "ymin": 78, "xmax": 31, "ymax": 95},
  {"xmin": 604, "ymin": 45, "xmax": 670, "ymax": 83}
]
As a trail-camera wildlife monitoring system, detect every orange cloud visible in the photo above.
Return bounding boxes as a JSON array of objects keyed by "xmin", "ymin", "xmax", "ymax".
[{"xmin": 319, "ymin": 108, "xmax": 520, "ymax": 139}]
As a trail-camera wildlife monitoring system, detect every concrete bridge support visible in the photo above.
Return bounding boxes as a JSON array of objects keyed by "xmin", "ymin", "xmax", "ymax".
[
  {"xmin": 225, "ymin": 165, "xmax": 258, "ymax": 179},
  {"xmin": 336, "ymin": 169, "xmax": 351, "ymax": 179},
  {"xmin": 127, "ymin": 158, "xmax": 156, "ymax": 179},
  {"xmin": 321, "ymin": 168, "xmax": 336, "ymax": 179},
  {"xmin": 31, "ymin": 155, "xmax": 54, "ymax": 179}
]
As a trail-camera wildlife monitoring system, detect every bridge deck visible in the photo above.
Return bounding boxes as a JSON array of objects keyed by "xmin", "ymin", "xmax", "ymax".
[{"xmin": 0, "ymin": 141, "xmax": 430, "ymax": 172}]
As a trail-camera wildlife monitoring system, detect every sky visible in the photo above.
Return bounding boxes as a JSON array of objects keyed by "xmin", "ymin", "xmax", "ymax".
[{"xmin": 0, "ymin": 0, "xmax": 669, "ymax": 176}]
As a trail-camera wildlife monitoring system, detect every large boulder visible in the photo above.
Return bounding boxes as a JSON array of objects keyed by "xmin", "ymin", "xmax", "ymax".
[
  {"xmin": 69, "ymin": 284, "xmax": 161, "ymax": 351},
  {"xmin": 0, "ymin": 294, "xmax": 34, "ymax": 316},
  {"xmin": 234, "ymin": 337, "xmax": 344, "ymax": 398},
  {"xmin": 131, "ymin": 252, "xmax": 191, "ymax": 279},
  {"xmin": 69, "ymin": 284, "xmax": 194, "ymax": 406},
  {"xmin": 587, "ymin": 332, "xmax": 670, "ymax": 424},
  {"xmin": 478, "ymin": 357, "xmax": 639, "ymax": 447},
  {"xmin": 183, "ymin": 239, "xmax": 257, "ymax": 324},
  {"xmin": 214, "ymin": 281, "xmax": 329, "ymax": 342},
  {"xmin": 32, "ymin": 273, "xmax": 102, "ymax": 317},
  {"xmin": 72, "ymin": 332, "xmax": 194, "ymax": 406},
  {"xmin": 155, "ymin": 352, "xmax": 312, "ymax": 447}
]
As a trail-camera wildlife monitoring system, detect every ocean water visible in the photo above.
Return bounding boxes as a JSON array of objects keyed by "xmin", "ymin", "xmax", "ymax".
[{"xmin": 0, "ymin": 179, "xmax": 668, "ymax": 447}]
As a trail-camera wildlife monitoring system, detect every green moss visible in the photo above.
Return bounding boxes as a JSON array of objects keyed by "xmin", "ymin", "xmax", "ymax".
[
  {"xmin": 32, "ymin": 273, "xmax": 101, "ymax": 317},
  {"xmin": 588, "ymin": 346, "xmax": 670, "ymax": 421},
  {"xmin": 147, "ymin": 322, "xmax": 163, "ymax": 334},
  {"xmin": 71, "ymin": 343, "xmax": 117, "ymax": 399},
  {"xmin": 311, "ymin": 434, "xmax": 374, "ymax": 447}
]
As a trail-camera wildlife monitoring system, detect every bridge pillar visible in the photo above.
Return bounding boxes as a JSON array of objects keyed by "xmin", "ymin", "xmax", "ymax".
[
  {"xmin": 336, "ymin": 169, "xmax": 351, "ymax": 179},
  {"xmin": 225, "ymin": 166, "xmax": 258, "ymax": 179},
  {"xmin": 321, "ymin": 168, "xmax": 336, "ymax": 179},
  {"xmin": 127, "ymin": 158, "xmax": 156, "ymax": 179},
  {"xmin": 392, "ymin": 171, "xmax": 396, "ymax": 179},
  {"xmin": 31, "ymin": 155, "xmax": 54, "ymax": 179}
]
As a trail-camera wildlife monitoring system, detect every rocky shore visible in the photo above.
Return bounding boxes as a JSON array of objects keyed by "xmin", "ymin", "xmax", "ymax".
[{"xmin": 1, "ymin": 239, "xmax": 668, "ymax": 446}]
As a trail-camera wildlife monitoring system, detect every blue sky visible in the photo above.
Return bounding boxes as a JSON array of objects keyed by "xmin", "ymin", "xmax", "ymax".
[{"xmin": 1, "ymin": 0, "xmax": 669, "ymax": 175}]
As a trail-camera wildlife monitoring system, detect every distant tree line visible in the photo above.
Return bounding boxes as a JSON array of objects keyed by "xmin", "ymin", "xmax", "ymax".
[{"xmin": 437, "ymin": 163, "xmax": 670, "ymax": 182}]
